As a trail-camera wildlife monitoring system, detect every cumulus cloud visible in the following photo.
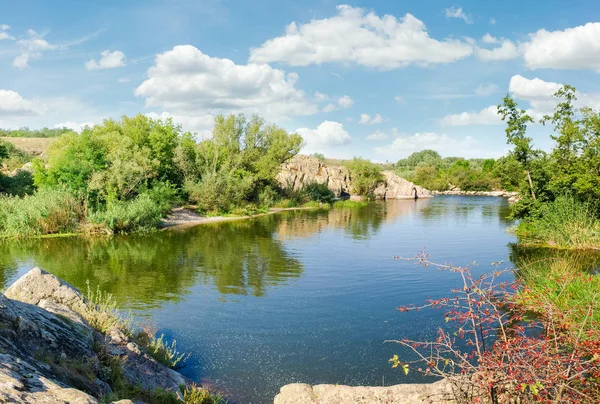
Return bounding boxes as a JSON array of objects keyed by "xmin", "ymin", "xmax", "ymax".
[
  {"xmin": 135, "ymin": 45, "xmax": 317, "ymax": 120},
  {"xmin": 322, "ymin": 103, "xmax": 336, "ymax": 113},
  {"xmin": 296, "ymin": 121, "xmax": 352, "ymax": 154},
  {"xmin": 444, "ymin": 7, "xmax": 472, "ymax": 24},
  {"xmin": 249, "ymin": 5, "xmax": 473, "ymax": 69},
  {"xmin": 359, "ymin": 113, "xmax": 383, "ymax": 124},
  {"xmin": 440, "ymin": 105, "xmax": 502, "ymax": 126},
  {"xmin": 523, "ymin": 22, "xmax": 600, "ymax": 71},
  {"xmin": 14, "ymin": 29, "xmax": 58, "ymax": 68},
  {"xmin": 338, "ymin": 95, "xmax": 354, "ymax": 109},
  {"xmin": 481, "ymin": 33, "xmax": 497, "ymax": 44},
  {"xmin": 475, "ymin": 39, "xmax": 519, "ymax": 61},
  {"xmin": 0, "ymin": 90, "xmax": 39, "ymax": 116},
  {"xmin": 374, "ymin": 132, "xmax": 494, "ymax": 159},
  {"xmin": 85, "ymin": 50, "xmax": 127, "ymax": 70},
  {"xmin": 508, "ymin": 74, "xmax": 600, "ymax": 117}
]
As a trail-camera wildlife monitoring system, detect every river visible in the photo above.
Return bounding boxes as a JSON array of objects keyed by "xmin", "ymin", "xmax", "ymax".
[{"xmin": 1, "ymin": 196, "xmax": 521, "ymax": 403}]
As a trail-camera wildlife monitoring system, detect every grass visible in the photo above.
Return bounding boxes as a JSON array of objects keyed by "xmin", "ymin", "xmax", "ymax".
[
  {"xmin": 517, "ymin": 256, "xmax": 600, "ymax": 325},
  {"xmin": 0, "ymin": 136, "xmax": 56, "ymax": 155},
  {"xmin": 88, "ymin": 193, "xmax": 166, "ymax": 234},
  {"xmin": 0, "ymin": 188, "xmax": 83, "ymax": 238},
  {"xmin": 518, "ymin": 196, "xmax": 600, "ymax": 250},
  {"xmin": 332, "ymin": 200, "xmax": 368, "ymax": 208}
]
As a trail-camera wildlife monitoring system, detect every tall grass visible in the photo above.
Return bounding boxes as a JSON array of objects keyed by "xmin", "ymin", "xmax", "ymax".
[
  {"xmin": 517, "ymin": 256, "xmax": 600, "ymax": 325},
  {"xmin": 524, "ymin": 196, "xmax": 600, "ymax": 249},
  {"xmin": 0, "ymin": 188, "xmax": 83, "ymax": 237},
  {"xmin": 88, "ymin": 193, "xmax": 165, "ymax": 234}
]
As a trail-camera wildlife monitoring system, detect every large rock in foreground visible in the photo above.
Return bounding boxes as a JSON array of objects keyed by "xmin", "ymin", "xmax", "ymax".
[
  {"xmin": 1, "ymin": 268, "xmax": 191, "ymax": 404},
  {"xmin": 274, "ymin": 381, "xmax": 453, "ymax": 403},
  {"xmin": 277, "ymin": 155, "xmax": 432, "ymax": 199}
]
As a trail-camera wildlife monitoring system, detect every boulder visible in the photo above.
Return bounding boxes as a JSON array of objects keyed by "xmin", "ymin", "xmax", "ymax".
[
  {"xmin": 1, "ymin": 268, "xmax": 193, "ymax": 403},
  {"xmin": 373, "ymin": 171, "xmax": 432, "ymax": 200},
  {"xmin": 274, "ymin": 380, "xmax": 453, "ymax": 403}
]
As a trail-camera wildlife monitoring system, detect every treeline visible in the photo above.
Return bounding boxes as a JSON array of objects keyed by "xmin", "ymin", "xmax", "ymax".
[
  {"xmin": 0, "ymin": 127, "xmax": 74, "ymax": 138},
  {"xmin": 0, "ymin": 114, "xmax": 378, "ymax": 238},
  {"xmin": 394, "ymin": 150, "xmax": 521, "ymax": 192}
]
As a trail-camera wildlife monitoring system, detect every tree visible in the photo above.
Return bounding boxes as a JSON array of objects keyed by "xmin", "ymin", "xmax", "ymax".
[
  {"xmin": 498, "ymin": 95, "xmax": 537, "ymax": 199},
  {"xmin": 346, "ymin": 158, "xmax": 383, "ymax": 196}
]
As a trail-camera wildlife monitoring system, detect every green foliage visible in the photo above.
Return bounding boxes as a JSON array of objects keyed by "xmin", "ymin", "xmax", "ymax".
[
  {"xmin": 302, "ymin": 182, "xmax": 334, "ymax": 203},
  {"xmin": 88, "ymin": 193, "xmax": 166, "ymax": 234},
  {"xmin": 0, "ymin": 127, "xmax": 73, "ymax": 138},
  {"xmin": 0, "ymin": 139, "xmax": 30, "ymax": 170},
  {"xmin": 310, "ymin": 152, "xmax": 326, "ymax": 162},
  {"xmin": 345, "ymin": 158, "xmax": 383, "ymax": 196},
  {"xmin": 0, "ymin": 188, "xmax": 83, "ymax": 237},
  {"xmin": 185, "ymin": 171, "xmax": 255, "ymax": 214},
  {"xmin": 0, "ymin": 170, "xmax": 35, "ymax": 196},
  {"xmin": 332, "ymin": 200, "xmax": 367, "ymax": 208},
  {"xmin": 519, "ymin": 196, "xmax": 600, "ymax": 249},
  {"xmin": 133, "ymin": 329, "xmax": 189, "ymax": 370},
  {"xmin": 498, "ymin": 95, "xmax": 535, "ymax": 168}
]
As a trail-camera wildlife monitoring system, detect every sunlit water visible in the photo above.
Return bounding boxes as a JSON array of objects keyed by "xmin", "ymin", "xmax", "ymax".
[{"xmin": 1, "ymin": 196, "xmax": 527, "ymax": 403}]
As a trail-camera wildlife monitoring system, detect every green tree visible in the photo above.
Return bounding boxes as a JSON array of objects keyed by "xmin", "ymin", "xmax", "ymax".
[
  {"xmin": 498, "ymin": 95, "xmax": 537, "ymax": 199},
  {"xmin": 346, "ymin": 158, "xmax": 383, "ymax": 196}
]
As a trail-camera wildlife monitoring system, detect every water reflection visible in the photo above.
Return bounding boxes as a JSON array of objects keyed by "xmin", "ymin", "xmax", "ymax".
[{"xmin": 510, "ymin": 244, "xmax": 600, "ymax": 275}]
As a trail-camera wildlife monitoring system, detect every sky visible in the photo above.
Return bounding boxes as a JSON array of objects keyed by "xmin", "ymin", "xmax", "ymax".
[{"xmin": 1, "ymin": 0, "xmax": 600, "ymax": 162}]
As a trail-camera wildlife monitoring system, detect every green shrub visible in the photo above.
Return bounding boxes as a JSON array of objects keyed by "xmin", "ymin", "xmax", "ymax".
[
  {"xmin": 303, "ymin": 182, "xmax": 334, "ymax": 203},
  {"xmin": 345, "ymin": 158, "xmax": 383, "ymax": 196},
  {"xmin": 185, "ymin": 171, "xmax": 255, "ymax": 214},
  {"xmin": 0, "ymin": 188, "xmax": 83, "ymax": 237},
  {"xmin": 89, "ymin": 193, "xmax": 164, "ymax": 234},
  {"xmin": 257, "ymin": 185, "xmax": 279, "ymax": 207},
  {"xmin": 0, "ymin": 170, "xmax": 35, "ymax": 196}
]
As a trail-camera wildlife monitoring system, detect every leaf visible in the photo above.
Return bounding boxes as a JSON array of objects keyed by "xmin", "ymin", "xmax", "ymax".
[{"xmin": 402, "ymin": 364, "xmax": 409, "ymax": 375}]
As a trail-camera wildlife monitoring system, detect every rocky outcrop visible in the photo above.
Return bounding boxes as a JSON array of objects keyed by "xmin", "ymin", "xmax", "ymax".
[
  {"xmin": 0, "ymin": 268, "xmax": 191, "ymax": 404},
  {"xmin": 274, "ymin": 380, "xmax": 453, "ymax": 403},
  {"xmin": 278, "ymin": 155, "xmax": 432, "ymax": 199}
]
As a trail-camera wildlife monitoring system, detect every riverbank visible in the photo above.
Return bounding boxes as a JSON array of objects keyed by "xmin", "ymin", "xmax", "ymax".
[{"xmin": 0, "ymin": 268, "xmax": 223, "ymax": 404}]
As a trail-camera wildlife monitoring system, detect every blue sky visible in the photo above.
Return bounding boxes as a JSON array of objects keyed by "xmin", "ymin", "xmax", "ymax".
[{"xmin": 2, "ymin": 0, "xmax": 600, "ymax": 162}]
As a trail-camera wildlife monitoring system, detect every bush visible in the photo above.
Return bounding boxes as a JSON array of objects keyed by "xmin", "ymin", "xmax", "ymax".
[
  {"xmin": 0, "ymin": 188, "xmax": 83, "ymax": 237},
  {"xmin": 88, "ymin": 193, "xmax": 165, "ymax": 234},
  {"xmin": 0, "ymin": 170, "xmax": 35, "ymax": 196},
  {"xmin": 303, "ymin": 182, "xmax": 334, "ymax": 203},
  {"xmin": 388, "ymin": 255, "xmax": 600, "ymax": 403},
  {"xmin": 258, "ymin": 185, "xmax": 279, "ymax": 207},
  {"xmin": 185, "ymin": 171, "xmax": 255, "ymax": 214},
  {"xmin": 345, "ymin": 158, "xmax": 383, "ymax": 196}
]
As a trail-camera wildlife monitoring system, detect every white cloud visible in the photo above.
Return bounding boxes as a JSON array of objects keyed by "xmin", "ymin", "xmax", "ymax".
[
  {"xmin": 475, "ymin": 39, "xmax": 519, "ymax": 61},
  {"xmin": 296, "ymin": 121, "xmax": 352, "ymax": 154},
  {"xmin": 249, "ymin": 5, "xmax": 473, "ymax": 69},
  {"xmin": 54, "ymin": 121, "xmax": 95, "ymax": 132},
  {"xmin": 322, "ymin": 103, "xmax": 336, "ymax": 113},
  {"xmin": 440, "ymin": 105, "xmax": 502, "ymax": 126},
  {"xmin": 118, "ymin": 77, "xmax": 130, "ymax": 83},
  {"xmin": 374, "ymin": 132, "xmax": 495, "ymax": 159},
  {"xmin": 395, "ymin": 95, "xmax": 404, "ymax": 103},
  {"xmin": 359, "ymin": 113, "xmax": 383, "ymax": 124},
  {"xmin": 14, "ymin": 29, "xmax": 58, "ymax": 68},
  {"xmin": 522, "ymin": 22, "xmax": 600, "ymax": 70},
  {"xmin": 444, "ymin": 7, "xmax": 472, "ymax": 24},
  {"xmin": 0, "ymin": 90, "xmax": 39, "ymax": 116},
  {"xmin": 314, "ymin": 91, "xmax": 328, "ymax": 101},
  {"xmin": 475, "ymin": 83, "xmax": 499, "ymax": 96},
  {"xmin": 481, "ymin": 33, "xmax": 497, "ymax": 44},
  {"xmin": 508, "ymin": 74, "xmax": 600, "ymax": 117},
  {"xmin": 146, "ymin": 111, "xmax": 214, "ymax": 139},
  {"xmin": 0, "ymin": 24, "xmax": 14, "ymax": 41},
  {"xmin": 338, "ymin": 95, "xmax": 353, "ymax": 109},
  {"xmin": 366, "ymin": 130, "xmax": 390, "ymax": 141},
  {"xmin": 85, "ymin": 50, "xmax": 127, "ymax": 70},
  {"xmin": 135, "ymin": 45, "xmax": 317, "ymax": 120}
]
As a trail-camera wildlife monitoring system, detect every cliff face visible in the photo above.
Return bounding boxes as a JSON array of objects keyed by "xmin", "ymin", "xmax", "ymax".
[{"xmin": 277, "ymin": 155, "xmax": 432, "ymax": 199}]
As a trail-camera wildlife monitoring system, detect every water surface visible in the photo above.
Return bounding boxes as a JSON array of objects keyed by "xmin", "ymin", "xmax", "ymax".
[{"xmin": 1, "ymin": 196, "xmax": 524, "ymax": 403}]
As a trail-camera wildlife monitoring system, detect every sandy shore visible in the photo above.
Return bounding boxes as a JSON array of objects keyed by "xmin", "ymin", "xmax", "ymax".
[{"xmin": 160, "ymin": 206, "xmax": 317, "ymax": 230}]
